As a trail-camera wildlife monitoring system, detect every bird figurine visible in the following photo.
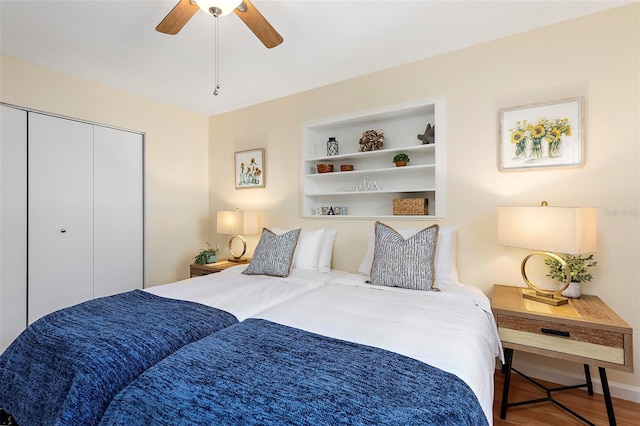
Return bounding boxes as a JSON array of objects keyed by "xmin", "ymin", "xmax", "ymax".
[{"xmin": 417, "ymin": 124, "xmax": 435, "ymax": 144}]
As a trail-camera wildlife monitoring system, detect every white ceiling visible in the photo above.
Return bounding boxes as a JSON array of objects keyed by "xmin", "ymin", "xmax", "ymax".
[{"xmin": 0, "ymin": 0, "xmax": 633, "ymax": 116}]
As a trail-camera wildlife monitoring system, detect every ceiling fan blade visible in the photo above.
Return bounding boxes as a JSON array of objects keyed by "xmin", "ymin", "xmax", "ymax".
[
  {"xmin": 234, "ymin": 0, "xmax": 283, "ymax": 48},
  {"xmin": 156, "ymin": 0, "xmax": 199, "ymax": 35}
]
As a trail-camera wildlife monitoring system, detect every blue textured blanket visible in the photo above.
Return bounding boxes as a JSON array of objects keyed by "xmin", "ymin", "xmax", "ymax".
[
  {"xmin": 101, "ymin": 318, "xmax": 488, "ymax": 425},
  {"xmin": 0, "ymin": 290, "xmax": 237, "ymax": 426}
]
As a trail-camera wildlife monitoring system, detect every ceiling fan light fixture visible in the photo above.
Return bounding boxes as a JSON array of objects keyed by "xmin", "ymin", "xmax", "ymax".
[
  {"xmin": 196, "ymin": 0, "xmax": 243, "ymax": 17},
  {"xmin": 156, "ymin": 0, "xmax": 282, "ymax": 48}
]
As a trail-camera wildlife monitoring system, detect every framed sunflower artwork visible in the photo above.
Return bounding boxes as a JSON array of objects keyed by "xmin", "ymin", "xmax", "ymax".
[
  {"xmin": 499, "ymin": 97, "xmax": 584, "ymax": 171},
  {"xmin": 235, "ymin": 148, "xmax": 265, "ymax": 189}
]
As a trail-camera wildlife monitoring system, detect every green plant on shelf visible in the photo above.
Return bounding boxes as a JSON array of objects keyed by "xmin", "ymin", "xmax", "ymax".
[{"xmin": 392, "ymin": 153, "xmax": 410, "ymax": 164}]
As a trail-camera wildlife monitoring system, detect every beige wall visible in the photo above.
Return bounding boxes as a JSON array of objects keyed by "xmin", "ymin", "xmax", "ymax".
[
  {"xmin": 0, "ymin": 55, "xmax": 210, "ymax": 286},
  {"xmin": 210, "ymin": 5, "xmax": 639, "ymax": 396}
]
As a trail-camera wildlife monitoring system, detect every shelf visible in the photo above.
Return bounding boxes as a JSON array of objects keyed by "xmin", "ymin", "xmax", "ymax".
[
  {"xmin": 306, "ymin": 144, "xmax": 435, "ymax": 163},
  {"xmin": 304, "ymin": 188, "xmax": 436, "ymax": 196},
  {"xmin": 301, "ymin": 96, "xmax": 446, "ymax": 219},
  {"xmin": 310, "ymin": 215, "xmax": 440, "ymax": 220},
  {"xmin": 304, "ymin": 164, "xmax": 435, "ymax": 178}
]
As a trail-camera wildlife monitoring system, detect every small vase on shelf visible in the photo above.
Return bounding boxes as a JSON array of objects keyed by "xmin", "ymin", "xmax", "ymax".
[{"xmin": 327, "ymin": 137, "xmax": 339, "ymax": 156}]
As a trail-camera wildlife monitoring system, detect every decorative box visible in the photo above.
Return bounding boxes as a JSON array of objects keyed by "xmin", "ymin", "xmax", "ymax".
[{"xmin": 393, "ymin": 198, "xmax": 428, "ymax": 215}]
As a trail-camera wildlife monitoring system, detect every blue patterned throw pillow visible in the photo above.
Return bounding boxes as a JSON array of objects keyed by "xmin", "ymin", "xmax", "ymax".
[
  {"xmin": 370, "ymin": 221, "xmax": 439, "ymax": 291},
  {"xmin": 243, "ymin": 228, "xmax": 301, "ymax": 277}
]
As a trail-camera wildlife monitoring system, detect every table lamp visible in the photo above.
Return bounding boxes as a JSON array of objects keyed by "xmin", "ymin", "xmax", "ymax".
[
  {"xmin": 498, "ymin": 201, "xmax": 597, "ymax": 306},
  {"xmin": 216, "ymin": 209, "xmax": 261, "ymax": 262}
]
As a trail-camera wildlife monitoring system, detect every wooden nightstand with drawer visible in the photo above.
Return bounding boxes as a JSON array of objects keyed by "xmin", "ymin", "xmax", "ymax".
[
  {"xmin": 190, "ymin": 259, "xmax": 249, "ymax": 278},
  {"xmin": 491, "ymin": 284, "xmax": 633, "ymax": 425}
]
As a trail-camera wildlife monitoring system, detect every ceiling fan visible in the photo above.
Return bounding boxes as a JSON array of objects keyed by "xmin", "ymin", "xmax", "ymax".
[{"xmin": 156, "ymin": 0, "xmax": 283, "ymax": 48}]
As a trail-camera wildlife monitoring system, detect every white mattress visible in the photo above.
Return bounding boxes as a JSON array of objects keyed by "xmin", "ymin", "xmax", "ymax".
[
  {"xmin": 145, "ymin": 265, "xmax": 345, "ymax": 321},
  {"xmin": 255, "ymin": 274, "xmax": 503, "ymax": 425}
]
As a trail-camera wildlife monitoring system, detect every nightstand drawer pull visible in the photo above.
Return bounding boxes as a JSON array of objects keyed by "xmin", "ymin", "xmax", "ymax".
[{"xmin": 541, "ymin": 328, "xmax": 570, "ymax": 337}]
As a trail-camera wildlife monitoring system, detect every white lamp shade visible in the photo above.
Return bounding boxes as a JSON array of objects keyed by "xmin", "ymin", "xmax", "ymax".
[
  {"xmin": 217, "ymin": 210, "xmax": 260, "ymax": 235},
  {"xmin": 498, "ymin": 206, "xmax": 597, "ymax": 254},
  {"xmin": 196, "ymin": 0, "xmax": 243, "ymax": 16}
]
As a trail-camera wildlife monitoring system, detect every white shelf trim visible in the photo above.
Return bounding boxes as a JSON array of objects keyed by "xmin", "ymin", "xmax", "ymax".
[
  {"xmin": 305, "ymin": 164, "xmax": 435, "ymax": 178},
  {"xmin": 304, "ymin": 188, "xmax": 436, "ymax": 196},
  {"xmin": 307, "ymin": 144, "xmax": 435, "ymax": 162}
]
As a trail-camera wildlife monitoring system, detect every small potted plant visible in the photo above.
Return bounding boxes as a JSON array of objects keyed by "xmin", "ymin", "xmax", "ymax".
[
  {"xmin": 545, "ymin": 254, "xmax": 597, "ymax": 298},
  {"xmin": 392, "ymin": 153, "xmax": 410, "ymax": 167},
  {"xmin": 194, "ymin": 243, "xmax": 220, "ymax": 265}
]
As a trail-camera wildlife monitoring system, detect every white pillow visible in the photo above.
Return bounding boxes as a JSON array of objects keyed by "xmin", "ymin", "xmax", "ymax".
[
  {"xmin": 358, "ymin": 225, "xmax": 459, "ymax": 286},
  {"xmin": 317, "ymin": 228, "xmax": 337, "ymax": 274},
  {"xmin": 271, "ymin": 227, "xmax": 324, "ymax": 270}
]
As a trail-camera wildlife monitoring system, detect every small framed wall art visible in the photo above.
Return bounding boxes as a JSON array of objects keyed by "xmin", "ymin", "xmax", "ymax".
[
  {"xmin": 235, "ymin": 148, "xmax": 265, "ymax": 189},
  {"xmin": 499, "ymin": 97, "xmax": 584, "ymax": 171}
]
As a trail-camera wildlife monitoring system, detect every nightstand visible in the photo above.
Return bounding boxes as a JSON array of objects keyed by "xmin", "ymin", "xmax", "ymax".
[
  {"xmin": 491, "ymin": 284, "xmax": 633, "ymax": 426},
  {"xmin": 190, "ymin": 259, "xmax": 249, "ymax": 277}
]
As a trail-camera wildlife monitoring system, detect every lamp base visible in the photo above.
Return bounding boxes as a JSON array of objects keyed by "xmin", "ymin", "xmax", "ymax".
[
  {"xmin": 227, "ymin": 257, "xmax": 249, "ymax": 264},
  {"xmin": 227, "ymin": 234, "xmax": 247, "ymax": 263},
  {"xmin": 522, "ymin": 289, "xmax": 568, "ymax": 306}
]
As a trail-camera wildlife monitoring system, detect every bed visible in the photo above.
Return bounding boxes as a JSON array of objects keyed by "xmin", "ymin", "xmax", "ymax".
[
  {"xmin": 0, "ymin": 227, "xmax": 340, "ymax": 426},
  {"xmin": 3, "ymin": 223, "xmax": 502, "ymax": 425},
  {"xmin": 99, "ymin": 223, "xmax": 502, "ymax": 425},
  {"xmin": 99, "ymin": 276, "xmax": 501, "ymax": 425}
]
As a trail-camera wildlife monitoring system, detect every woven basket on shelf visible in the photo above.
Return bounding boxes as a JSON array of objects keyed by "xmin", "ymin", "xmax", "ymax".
[
  {"xmin": 392, "ymin": 198, "xmax": 428, "ymax": 215},
  {"xmin": 316, "ymin": 163, "xmax": 334, "ymax": 173}
]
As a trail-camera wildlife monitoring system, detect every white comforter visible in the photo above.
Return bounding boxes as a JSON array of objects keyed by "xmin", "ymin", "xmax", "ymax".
[
  {"xmin": 256, "ymin": 274, "xmax": 503, "ymax": 425},
  {"xmin": 146, "ymin": 266, "xmax": 344, "ymax": 321}
]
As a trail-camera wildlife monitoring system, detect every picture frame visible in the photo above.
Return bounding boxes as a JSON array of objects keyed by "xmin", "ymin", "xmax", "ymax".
[
  {"xmin": 499, "ymin": 97, "xmax": 584, "ymax": 171},
  {"xmin": 235, "ymin": 148, "xmax": 265, "ymax": 189}
]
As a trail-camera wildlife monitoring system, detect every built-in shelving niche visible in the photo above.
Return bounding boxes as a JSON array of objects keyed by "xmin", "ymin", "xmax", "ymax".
[{"xmin": 301, "ymin": 96, "xmax": 446, "ymax": 219}]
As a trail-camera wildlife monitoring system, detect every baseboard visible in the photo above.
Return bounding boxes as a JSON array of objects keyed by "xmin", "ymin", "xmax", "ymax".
[{"xmin": 496, "ymin": 361, "xmax": 640, "ymax": 403}]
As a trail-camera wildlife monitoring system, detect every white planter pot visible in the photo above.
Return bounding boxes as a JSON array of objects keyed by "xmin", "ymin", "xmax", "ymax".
[{"xmin": 561, "ymin": 281, "xmax": 582, "ymax": 298}]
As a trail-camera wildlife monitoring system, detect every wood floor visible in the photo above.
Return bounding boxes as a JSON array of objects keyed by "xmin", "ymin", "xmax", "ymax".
[{"xmin": 493, "ymin": 371, "xmax": 640, "ymax": 425}]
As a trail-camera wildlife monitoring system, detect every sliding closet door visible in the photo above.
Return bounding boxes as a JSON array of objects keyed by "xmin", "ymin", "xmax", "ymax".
[
  {"xmin": 0, "ymin": 105, "xmax": 27, "ymax": 351},
  {"xmin": 93, "ymin": 126, "xmax": 143, "ymax": 297},
  {"xmin": 28, "ymin": 113, "xmax": 94, "ymax": 324}
]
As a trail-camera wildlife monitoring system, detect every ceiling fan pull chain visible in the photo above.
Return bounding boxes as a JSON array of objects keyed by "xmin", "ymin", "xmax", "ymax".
[{"xmin": 213, "ymin": 14, "xmax": 221, "ymax": 96}]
